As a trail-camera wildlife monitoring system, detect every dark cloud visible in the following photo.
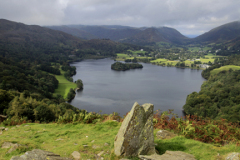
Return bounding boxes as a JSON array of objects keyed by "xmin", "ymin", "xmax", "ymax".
[{"xmin": 0, "ymin": 0, "xmax": 239, "ymax": 35}]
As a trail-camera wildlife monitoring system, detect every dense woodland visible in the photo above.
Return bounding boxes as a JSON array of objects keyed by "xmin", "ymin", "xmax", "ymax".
[
  {"xmin": 111, "ymin": 62, "xmax": 143, "ymax": 71},
  {"xmin": 184, "ymin": 55, "xmax": 240, "ymax": 122}
]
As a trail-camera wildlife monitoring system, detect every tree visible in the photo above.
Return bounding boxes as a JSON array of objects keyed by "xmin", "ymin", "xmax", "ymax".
[{"xmin": 76, "ymin": 79, "xmax": 83, "ymax": 90}]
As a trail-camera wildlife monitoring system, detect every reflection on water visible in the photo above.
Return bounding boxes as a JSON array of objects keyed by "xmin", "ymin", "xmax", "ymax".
[{"xmin": 70, "ymin": 58, "xmax": 205, "ymax": 117}]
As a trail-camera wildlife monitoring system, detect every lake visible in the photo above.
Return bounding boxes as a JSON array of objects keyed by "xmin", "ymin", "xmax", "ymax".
[{"xmin": 70, "ymin": 58, "xmax": 205, "ymax": 117}]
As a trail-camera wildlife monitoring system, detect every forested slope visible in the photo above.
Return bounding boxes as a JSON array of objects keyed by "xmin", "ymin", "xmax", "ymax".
[{"xmin": 184, "ymin": 55, "xmax": 240, "ymax": 122}]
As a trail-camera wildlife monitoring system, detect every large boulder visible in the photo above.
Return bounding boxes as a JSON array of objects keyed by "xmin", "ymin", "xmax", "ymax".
[{"xmin": 114, "ymin": 102, "xmax": 155, "ymax": 157}]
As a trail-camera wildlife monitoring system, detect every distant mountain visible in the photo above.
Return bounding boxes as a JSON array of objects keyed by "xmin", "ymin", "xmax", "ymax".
[
  {"xmin": 47, "ymin": 25, "xmax": 97, "ymax": 40},
  {"xmin": 46, "ymin": 25, "xmax": 188, "ymax": 45},
  {"xmin": 194, "ymin": 21, "xmax": 240, "ymax": 43},
  {"xmin": 120, "ymin": 27, "xmax": 189, "ymax": 45},
  {"xmin": 46, "ymin": 25, "xmax": 141, "ymax": 41}
]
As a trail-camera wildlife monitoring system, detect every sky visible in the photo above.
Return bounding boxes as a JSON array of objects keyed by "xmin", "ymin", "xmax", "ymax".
[{"xmin": 0, "ymin": 0, "xmax": 239, "ymax": 36}]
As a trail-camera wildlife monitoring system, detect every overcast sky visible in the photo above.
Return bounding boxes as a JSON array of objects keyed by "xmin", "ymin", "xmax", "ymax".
[{"xmin": 0, "ymin": 0, "xmax": 239, "ymax": 36}]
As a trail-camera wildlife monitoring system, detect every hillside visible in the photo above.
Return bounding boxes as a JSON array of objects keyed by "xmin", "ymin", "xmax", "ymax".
[
  {"xmin": 47, "ymin": 25, "xmax": 189, "ymax": 45},
  {"xmin": 194, "ymin": 21, "xmax": 240, "ymax": 43},
  {"xmin": 120, "ymin": 27, "xmax": 188, "ymax": 45},
  {"xmin": 47, "ymin": 25, "xmax": 97, "ymax": 40},
  {"xmin": 0, "ymin": 19, "xmax": 145, "ymax": 62},
  {"xmin": 46, "ymin": 25, "xmax": 141, "ymax": 41}
]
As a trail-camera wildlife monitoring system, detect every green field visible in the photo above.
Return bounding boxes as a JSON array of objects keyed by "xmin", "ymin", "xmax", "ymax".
[
  {"xmin": 200, "ymin": 58, "xmax": 214, "ymax": 63},
  {"xmin": 211, "ymin": 65, "xmax": 240, "ymax": 75},
  {"xmin": 150, "ymin": 58, "xmax": 168, "ymax": 63},
  {"xmin": 1, "ymin": 122, "xmax": 240, "ymax": 159},
  {"xmin": 116, "ymin": 53, "xmax": 151, "ymax": 61},
  {"xmin": 188, "ymin": 47, "xmax": 212, "ymax": 52},
  {"xmin": 54, "ymin": 70, "xmax": 77, "ymax": 99}
]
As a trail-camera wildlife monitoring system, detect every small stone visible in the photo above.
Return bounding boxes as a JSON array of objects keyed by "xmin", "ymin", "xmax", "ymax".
[
  {"xmin": 97, "ymin": 151, "xmax": 105, "ymax": 157},
  {"xmin": 24, "ymin": 125, "xmax": 29, "ymax": 127},
  {"xmin": 86, "ymin": 136, "xmax": 88, "ymax": 138},
  {"xmin": 56, "ymin": 138, "xmax": 64, "ymax": 141},
  {"xmin": 83, "ymin": 145, "xmax": 88, "ymax": 148},
  {"xmin": 91, "ymin": 140, "xmax": 95, "ymax": 143},
  {"xmin": 2, "ymin": 142, "xmax": 15, "ymax": 148},
  {"xmin": 5, "ymin": 128, "xmax": 8, "ymax": 131},
  {"xmin": 156, "ymin": 129, "xmax": 177, "ymax": 140},
  {"xmin": 16, "ymin": 125, "xmax": 21, "ymax": 127},
  {"xmin": 92, "ymin": 145, "xmax": 100, "ymax": 149},
  {"xmin": 71, "ymin": 151, "xmax": 81, "ymax": 160},
  {"xmin": 74, "ymin": 143, "xmax": 78, "ymax": 145},
  {"xmin": 7, "ymin": 143, "xmax": 27, "ymax": 154},
  {"xmin": 104, "ymin": 143, "xmax": 109, "ymax": 146}
]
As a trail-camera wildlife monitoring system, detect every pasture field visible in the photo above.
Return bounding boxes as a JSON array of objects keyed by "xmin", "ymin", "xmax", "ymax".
[
  {"xmin": 210, "ymin": 65, "xmax": 240, "ymax": 75},
  {"xmin": 54, "ymin": 69, "xmax": 77, "ymax": 99}
]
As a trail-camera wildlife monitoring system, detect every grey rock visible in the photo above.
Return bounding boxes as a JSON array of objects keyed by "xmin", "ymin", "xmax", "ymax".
[
  {"xmin": 83, "ymin": 145, "xmax": 88, "ymax": 148},
  {"xmin": 2, "ymin": 142, "xmax": 15, "ymax": 148},
  {"xmin": 7, "ymin": 144, "xmax": 23, "ymax": 154},
  {"xmin": 114, "ymin": 102, "xmax": 155, "ymax": 157},
  {"xmin": 139, "ymin": 151, "xmax": 196, "ymax": 160},
  {"xmin": 92, "ymin": 145, "xmax": 100, "ymax": 149},
  {"xmin": 5, "ymin": 128, "xmax": 8, "ymax": 131},
  {"xmin": 56, "ymin": 138, "xmax": 64, "ymax": 141},
  {"xmin": 156, "ymin": 130, "xmax": 177, "ymax": 140},
  {"xmin": 226, "ymin": 152, "xmax": 240, "ymax": 160},
  {"xmin": 2, "ymin": 142, "xmax": 28, "ymax": 154},
  {"xmin": 97, "ymin": 151, "xmax": 105, "ymax": 157},
  {"xmin": 71, "ymin": 151, "xmax": 81, "ymax": 160},
  {"xmin": 16, "ymin": 125, "xmax": 21, "ymax": 128},
  {"xmin": 104, "ymin": 143, "xmax": 109, "ymax": 146},
  {"xmin": 10, "ymin": 149, "xmax": 72, "ymax": 160}
]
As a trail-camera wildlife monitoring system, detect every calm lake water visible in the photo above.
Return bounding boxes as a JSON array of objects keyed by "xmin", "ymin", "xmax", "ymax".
[{"xmin": 70, "ymin": 58, "xmax": 205, "ymax": 117}]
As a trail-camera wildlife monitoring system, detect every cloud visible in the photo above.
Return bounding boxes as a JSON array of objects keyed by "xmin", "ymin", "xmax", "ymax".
[{"xmin": 0, "ymin": 0, "xmax": 239, "ymax": 35}]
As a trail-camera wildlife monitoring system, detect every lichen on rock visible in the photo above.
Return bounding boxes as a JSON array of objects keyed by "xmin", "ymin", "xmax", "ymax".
[{"xmin": 114, "ymin": 102, "xmax": 155, "ymax": 157}]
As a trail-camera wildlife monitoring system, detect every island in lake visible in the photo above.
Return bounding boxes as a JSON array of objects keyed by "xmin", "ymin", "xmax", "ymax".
[{"xmin": 111, "ymin": 62, "xmax": 143, "ymax": 71}]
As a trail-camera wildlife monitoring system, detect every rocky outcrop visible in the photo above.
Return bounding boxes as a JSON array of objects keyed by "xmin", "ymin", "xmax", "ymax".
[
  {"xmin": 10, "ymin": 149, "xmax": 72, "ymax": 160},
  {"xmin": 139, "ymin": 151, "xmax": 196, "ymax": 160},
  {"xmin": 114, "ymin": 102, "xmax": 155, "ymax": 157},
  {"xmin": 156, "ymin": 130, "xmax": 177, "ymax": 140}
]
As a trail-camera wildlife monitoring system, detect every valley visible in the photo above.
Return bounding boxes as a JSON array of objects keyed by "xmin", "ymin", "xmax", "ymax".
[{"xmin": 1, "ymin": 18, "xmax": 240, "ymax": 159}]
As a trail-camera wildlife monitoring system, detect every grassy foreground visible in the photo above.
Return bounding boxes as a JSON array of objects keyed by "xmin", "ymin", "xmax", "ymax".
[
  {"xmin": 54, "ymin": 69, "xmax": 77, "ymax": 99},
  {"xmin": 0, "ymin": 122, "xmax": 240, "ymax": 160}
]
